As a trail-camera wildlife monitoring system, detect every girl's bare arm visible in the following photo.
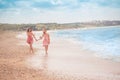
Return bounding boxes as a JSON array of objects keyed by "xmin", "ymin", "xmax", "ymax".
[
  {"xmin": 32, "ymin": 33, "xmax": 37, "ymax": 41},
  {"xmin": 48, "ymin": 34, "xmax": 50, "ymax": 44},
  {"xmin": 37, "ymin": 34, "xmax": 44, "ymax": 41},
  {"xmin": 40, "ymin": 34, "xmax": 44, "ymax": 39}
]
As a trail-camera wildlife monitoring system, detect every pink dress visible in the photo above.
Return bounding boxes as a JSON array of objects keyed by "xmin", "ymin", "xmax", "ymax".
[
  {"xmin": 43, "ymin": 34, "xmax": 49, "ymax": 46},
  {"xmin": 27, "ymin": 35, "xmax": 33, "ymax": 44}
]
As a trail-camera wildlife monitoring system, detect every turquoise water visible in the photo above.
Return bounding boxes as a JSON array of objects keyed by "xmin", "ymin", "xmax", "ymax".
[{"xmin": 55, "ymin": 26, "xmax": 120, "ymax": 61}]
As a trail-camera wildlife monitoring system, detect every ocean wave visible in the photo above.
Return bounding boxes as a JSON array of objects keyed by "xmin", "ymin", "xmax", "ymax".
[{"xmin": 55, "ymin": 26, "xmax": 120, "ymax": 62}]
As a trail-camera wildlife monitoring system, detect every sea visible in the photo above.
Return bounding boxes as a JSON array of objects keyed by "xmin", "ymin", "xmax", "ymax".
[
  {"xmin": 55, "ymin": 26, "xmax": 120, "ymax": 62},
  {"xmin": 17, "ymin": 26, "xmax": 120, "ymax": 62},
  {"xmin": 16, "ymin": 26, "xmax": 120, "ymax": 78}
]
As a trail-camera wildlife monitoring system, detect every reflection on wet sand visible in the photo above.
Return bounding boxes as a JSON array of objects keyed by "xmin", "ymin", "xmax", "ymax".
[
  {"xmin": 25, "ymin": 35, "xmax": 120, "ymax": 80},
  {"xmin": 41, "ymin": 54, "xmax": 48, "ymax": 70},
  {"xmin": 26, "ymin": 52, "xmax": 49, "ymax": 70}
]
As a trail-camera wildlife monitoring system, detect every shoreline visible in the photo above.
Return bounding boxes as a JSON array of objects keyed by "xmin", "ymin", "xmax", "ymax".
[
  {"xmin": 47, "ymin": 36, "xmax": 120, "ymax": 79},
  {"xmin": 0, "ymin": 31, "xmax": 120, "ymax": 80},
  {"xmin": 17, "ymin": 28, "xmax": 120, "ymax": 63},
  {"xmin": 53, "ymin": 26, "xmax": 120, "ymax": 62},
  {"xmin": 18, "ymin": 31, "xmax": 120, "ymax": 79}
]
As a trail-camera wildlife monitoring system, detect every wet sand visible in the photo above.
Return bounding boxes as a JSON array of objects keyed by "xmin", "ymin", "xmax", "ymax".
[{"xmin": 0, "ymin": 31, "xmax": 120, "ymax": 80}]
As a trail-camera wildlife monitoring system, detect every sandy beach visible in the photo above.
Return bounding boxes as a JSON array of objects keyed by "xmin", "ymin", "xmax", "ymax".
[{"xmin": 0, "ymin": 31, "xmax": 120, "ymax": 80}]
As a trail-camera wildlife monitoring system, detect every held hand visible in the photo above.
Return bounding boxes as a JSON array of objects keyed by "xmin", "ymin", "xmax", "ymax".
[
  {"xmin": 40, "ymin": 36, "xmax": 42, "ymax": 39},
  {"xmin": 36, "ymin": 39, "xmax": 40, "ymax": 41},
  {"xmin": 35, "ymin": 39, "xmax": 37, "ymax": 41}
]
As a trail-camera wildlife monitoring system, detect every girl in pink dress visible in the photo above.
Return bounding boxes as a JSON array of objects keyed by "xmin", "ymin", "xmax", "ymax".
[
  {"xmin": 26, "ymin": 28, "xmax": 37, "ymax": 53},
  {"xmin": 39, "ymin": 28, "xmax": 50, "ymax": 55}
]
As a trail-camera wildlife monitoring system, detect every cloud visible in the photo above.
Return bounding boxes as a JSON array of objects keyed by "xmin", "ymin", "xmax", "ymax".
[
  {"xmin": 0, "ymin": 0, "xmax": 120, "ymax": 23},
  {"xmin": 1, "ymin": 0, "xmax": 120, "ymax": 10},
  {"xmin": 51, "ymin": 0, "xmax": 63, "ymax": 5},
  {"xmin": 89, "ymin": 0, "xmax": 120, "ymax": 8}
]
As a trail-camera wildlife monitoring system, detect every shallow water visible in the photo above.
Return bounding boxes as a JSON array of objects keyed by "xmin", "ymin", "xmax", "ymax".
[
  {"xmin": 16, "ymin": 28, "xmax": 120, "ymax": 79},
  {"xmin": 16, "ymin": 27, "xmax": 120, "ymax": 62},
  {"xmin": 55, "ymin": 26, "xmax": 120, "ymax": 61}
]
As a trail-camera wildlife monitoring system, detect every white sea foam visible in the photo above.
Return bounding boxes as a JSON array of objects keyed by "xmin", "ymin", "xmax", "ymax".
[
  {"xmin": 55, "ymin": 26, "xmax": 120, "ymax": 62},
  {"xmin": 16, "ymin": 27, "xmax": 120, "ymax": 62}
]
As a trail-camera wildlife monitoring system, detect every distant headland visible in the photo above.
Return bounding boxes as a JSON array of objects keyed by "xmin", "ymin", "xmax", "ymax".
[{"xmin": 0, "ymin": 20, "xmax": 120, "ymax": 31}]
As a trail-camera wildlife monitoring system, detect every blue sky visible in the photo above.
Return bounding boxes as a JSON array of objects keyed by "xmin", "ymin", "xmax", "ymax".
[{"xmin": 0, "ymin": 0, "xmax": 120, "ymax": 23}]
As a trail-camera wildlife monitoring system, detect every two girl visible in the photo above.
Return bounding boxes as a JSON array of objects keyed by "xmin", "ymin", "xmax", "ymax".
[{"xmin": 26, "ymin": 28, "xmax": 50, "ymax": 54}]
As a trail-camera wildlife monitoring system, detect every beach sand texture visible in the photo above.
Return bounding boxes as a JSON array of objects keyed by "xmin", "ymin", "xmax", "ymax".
[{"xmin": 0, "ymin": 31, "xmax": 120, "ymax": 80}]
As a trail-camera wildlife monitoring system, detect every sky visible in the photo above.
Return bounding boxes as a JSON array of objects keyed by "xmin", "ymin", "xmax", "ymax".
[{"xmin": 0, "ymin": 0, "xmax": 120, "ymax": 24}]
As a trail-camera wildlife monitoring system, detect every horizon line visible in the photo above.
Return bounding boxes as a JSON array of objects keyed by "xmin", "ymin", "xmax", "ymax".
[{"xmin": 0, "ymin": 20, "xmax": 120, "ymax": 24}]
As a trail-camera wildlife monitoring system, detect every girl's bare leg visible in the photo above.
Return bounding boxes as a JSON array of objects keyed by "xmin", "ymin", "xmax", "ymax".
[
  {"xmin": 29, "ymin": 45, "xmax": 31, "ymax": 53},
  {"xmin": 30, "ymin": 43, "xmax": 34, "ymax": 53},
  {"xmin": 45, "ymin": 45, "xmax": 48, "ymax": 55}
]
